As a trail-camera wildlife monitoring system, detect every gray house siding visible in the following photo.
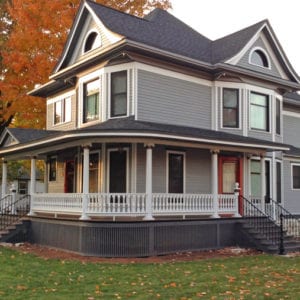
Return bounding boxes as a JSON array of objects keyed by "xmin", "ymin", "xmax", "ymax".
[
  {"xmin": 283, "ymin": 115, "xmax": 300, "ymax": 148},
  {"xmin": 137, "ymin": 70, "xmax": 211, "ymax": 129},
  {"xmin": 136, "ymin": 144, "xmax": 211, "ymax": 193},
  {"xmin": 237, "ymin": 37, "xmax": 282, "ymax": 78},
  {"xmin": 283, "ymin": 160, "xmax": 300, "ymax": 214}
]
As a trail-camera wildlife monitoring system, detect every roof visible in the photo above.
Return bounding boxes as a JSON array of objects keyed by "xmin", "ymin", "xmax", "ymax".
[
  {"xmin": 7, "ymin": 128, "xmax": 56, "ymax": 144},
  {"xmin": 285, "ymin": 145, "xmax": 300, "ymax": 157},
  {"xmin": 283, "ymin": 92, "xmax": 300, "ymax": 107},
  {"xmin": 0, "ymin": 117, "xmax": 289, "ymax": 157}
]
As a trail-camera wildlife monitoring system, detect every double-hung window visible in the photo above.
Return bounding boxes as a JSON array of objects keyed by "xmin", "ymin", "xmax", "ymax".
[
  {"xmin": 292, "ymin": 164, "xmax": 300, "ymax": 189},
  {"xmin": 250, "ymin": 92, "xmax": 269, "ymax": 131},
  {"xmin": 223, "ymin": 88, "xmax": 239, "ymax": 128},
  {"xmin": 167, "ymin": 152, "xmax": 185, "ymax": 194},
  {"xmin": 111, "ymin": 71, "xmax": 127, "ymax": 117},
  {"xmin": 83, "ymin": 79, "xmax": 99, "ymax": 123},
  {"xmin": 276, "ymin": 99, "xmax": 281, "ymax": 135},
  {"xmin": 54, "ymin": 97, "xmax": 71, "ymax": 125}
]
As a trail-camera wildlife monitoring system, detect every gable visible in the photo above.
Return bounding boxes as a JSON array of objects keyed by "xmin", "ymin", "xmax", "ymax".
[
  {"xmin": 0, "ymin": 130, "xmax": 19, "ymax": 148},
  {"xmin": 225, "ymin": 24, "xmax": 299, "ymax": 83},
  {"xmin": 54, "ymin": 3, "xmax": 123, "ymax": 73}
]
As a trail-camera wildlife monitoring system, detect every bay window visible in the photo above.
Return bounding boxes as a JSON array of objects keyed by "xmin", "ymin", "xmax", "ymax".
[
  {"xmin": 54, "ymin": 97, "xmax": 71, "ymax": 124},
  {"xmin": 223, "ymin": 88, "xmax": 239, "ymax": 128},
  {"xmin": 111, "ymin": 71, "xmax": 127, "ymax": 117},
  {"xmin": 83, "ymin": 79, "xmax": 99, "ymax": 123},
  {"xmin": 250, "ymin": 92, "xmax": 269, "ymax": 131}
]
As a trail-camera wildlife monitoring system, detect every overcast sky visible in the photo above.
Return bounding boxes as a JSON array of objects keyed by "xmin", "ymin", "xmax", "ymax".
[{"xmin": 170, "ymin": 0, "xmax": 300, "ymax": 75}]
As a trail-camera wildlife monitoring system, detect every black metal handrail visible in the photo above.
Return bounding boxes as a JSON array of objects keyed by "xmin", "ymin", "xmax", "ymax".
[
  {"xmin": 0, "ymin": 194, "xmax": 30, "ymax": 231},
  {"xmin": 265, "ymin": 198, "xmax": 299, "ymax": 238},
  {"xmin": 241, "ymin": 195, "xmax": 281, "ymax": 246}
]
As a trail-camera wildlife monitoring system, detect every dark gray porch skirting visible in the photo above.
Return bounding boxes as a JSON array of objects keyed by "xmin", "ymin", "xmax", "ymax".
[{"xmin": 27, "ymin": 218, "xmax": 253, "ymax": 257}]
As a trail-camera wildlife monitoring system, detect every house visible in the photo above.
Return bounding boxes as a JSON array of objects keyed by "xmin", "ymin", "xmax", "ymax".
[{"xmin": 0, "ymin": 0, "xmax": 299, "ymax": 256}]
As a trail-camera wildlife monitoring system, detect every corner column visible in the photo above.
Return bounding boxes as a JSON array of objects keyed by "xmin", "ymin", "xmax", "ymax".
[
  {"xmin": 260, "ymin": 154, "xmax": 266, "ymax": 212},
  {"xmin": 1, "ymin": 159, "xmax": 7, "ymax": 198},
  {"xmin": 80, "ymin": 145, "xmax": 91, "ymax": 220},
  {"xmin": 143, "ymin": 143, "xmax": 154, "ymax": 220},
  {"xmin": 211, "ymin": 150, "xmax": 220, "ymax": 218},
  {"xmin": 28, "ymin": 156, "xmax": 36, "ymax": 216}
]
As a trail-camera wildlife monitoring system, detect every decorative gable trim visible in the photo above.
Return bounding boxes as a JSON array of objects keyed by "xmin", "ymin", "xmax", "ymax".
[{"xmin": 0, "ymin": 128, "xmax": 19, "ymax": 148}]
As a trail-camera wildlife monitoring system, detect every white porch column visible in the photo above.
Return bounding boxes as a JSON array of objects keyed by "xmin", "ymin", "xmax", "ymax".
[
  {"xmin": 260, "ymin": 155, "xmax": 266, "ymax": 212},
  {"xmin": 28, "ymin": 156, "xmax": 36, "ymax": 216},
  {"xmin": 1, "ymin": 159, "xmax": 7, "ymax": 198},
  {"xmin": 211, "ymin": 150, "xmax": 220, "ymax": 218},
  {"xmin": 80, "ymin": 145, "xmax": 91, "ymax": 220},
  {"xmin": 143, "ymin": 144, "xmax": 154, "ymax": 220}
]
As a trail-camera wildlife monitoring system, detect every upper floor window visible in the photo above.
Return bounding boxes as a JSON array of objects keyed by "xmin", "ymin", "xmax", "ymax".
[
  {"xmin": 54, "ymin": 97, "xmax": 71, "ymax": 125},
  {"xmin": 83, "ymin": 31, "xmax": 101, "ymax": 53},
  {"xmin": 250, "ymin": 48, "xmax": 270, "ymax": 68},
  {"xmin": 276, "ymin": 98, "xmax": 281, "ymax": 135},
  {"xmin": 250, "ymin": 92, "xmax": 269, "ymax": 131},
  {"xmin": 110, "ymin": 71, "xmax": 127, "ymax": 118},
  {"xmin": 83, "ymin": 79, "xmax": 99, "ymax": 123},
  {"xmin": 292, "ymin": 164, "xmax": 300, "ymax": 189},
  {"xmin": 222, "ymin": 88, "xmax": 239, "ymax": 128}
]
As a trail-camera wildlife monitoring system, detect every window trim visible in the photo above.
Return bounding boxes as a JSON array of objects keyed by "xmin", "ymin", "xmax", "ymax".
[
  {"xmin": 249, "ymin": 91, "xmax": 270, "ymax": 132},
  {"xmin": 109, "ymin": 70, "xmax": 129, "ymax": 119},
  {"xmin": 82, "ymin": 29, "xmax": 102, "ymax": 54},
  {"xmin": 53, "ymin": 97, "xmax": 72, "ymax": 125},
  {"xmin": 221, "ymin": 87, "xmax": 241, "ymax": 129},
  {"xmin": 249, "ymin": 47, "xmax": 271, "ymax": 69},
  {"xmin": 166, "ymin": 150, "xmax": 186, "ymax": 194},
  {"xmin": 291, "ymin": 163, "xmax": 300, "ymax": 190},
  {"xmin": 83, "ymin": 78, "xmax": 100, "ymax": 123}
]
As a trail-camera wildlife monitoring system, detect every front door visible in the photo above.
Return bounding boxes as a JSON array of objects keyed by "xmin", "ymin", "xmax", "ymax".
[
  {"xmin": 109, "ymin": 150, "xmax": 127, "ymax": 193},
  {"xmin": 65, "ymin": 160, "xmax": 75, "ymax": 193},
  {"xmin": 219, "ymin": 156, "xmax": 243, "ymax": 214}
]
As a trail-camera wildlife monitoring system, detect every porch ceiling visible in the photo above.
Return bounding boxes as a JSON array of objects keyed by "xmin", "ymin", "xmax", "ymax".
[{"xmin": 0, "ymin": 117, "xmax": 289, "ymax": 159}]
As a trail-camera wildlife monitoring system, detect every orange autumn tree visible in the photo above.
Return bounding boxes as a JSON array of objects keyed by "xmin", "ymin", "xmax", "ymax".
[{"xmin": 0, "ymin": 0, "xmax": 172, "ymax": 129}]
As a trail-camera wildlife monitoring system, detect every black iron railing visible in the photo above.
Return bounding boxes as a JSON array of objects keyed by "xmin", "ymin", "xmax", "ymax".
[
  {"xmin": 241, "ymin": 195, "xmax": 281, "ymax": 246},
  {"xmin": 0, "ymin": 194, "xmax": 30, "ymax": 231},
  {"xmin": 265, "ymin": 198, "xmax": 300, "ymax": 238}
]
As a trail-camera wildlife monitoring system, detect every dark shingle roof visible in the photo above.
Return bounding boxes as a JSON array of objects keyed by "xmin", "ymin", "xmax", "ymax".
[
  {"xmin": 7, "ymin": 128, "xmax": 56, "ymax": 144},
  {"xmin": 285, "ymin": 145, "xmax": 300, "ymax": 157}
]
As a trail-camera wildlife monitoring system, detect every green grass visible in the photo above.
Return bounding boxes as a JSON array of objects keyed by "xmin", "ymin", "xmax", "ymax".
[{"xmin": 0, "ymin": 247, "xmax": 299, "ymax": 299}]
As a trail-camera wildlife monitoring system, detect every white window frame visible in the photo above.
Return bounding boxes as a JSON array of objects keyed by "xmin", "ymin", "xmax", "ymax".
[
  {"xmin": 82, "ymin": 29, "xmax": 102, "ymax": 54},
  {"xmin": 291, "ymin": 163, "xmax": 300, "ymax": 190},
  {"xmin": 108, "ymin": 69, "xmax": 129, "ymax": 119},
  {"xmin": 221, "ymin": 87, "xmax": 242, "ymax": 130},
  {"xmin": 78, "ymin": 70, "xmax": 103, "ymax": 127},
  {"xmin": 53, "ymin": 97, "xmax": 72, "ymax": 125},
  {"xmin": 107, "ymin": 148, "xmax": 129, "ymax": 193},
  {"xmin": 249, "ymin": 47, "xmax": 271, "ymax": 70},
  {"xmin": 249, "ymin": 91, "xmax": 271, "ymax": 133},
  {"xmin": 166, "ymin": 150, "xmax": 186, "ymax": 194}
]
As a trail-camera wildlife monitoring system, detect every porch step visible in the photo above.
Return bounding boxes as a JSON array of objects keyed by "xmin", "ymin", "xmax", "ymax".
[
  {"xmin": 0, "ymin": 218, "xmax": 30, "ymax": 243},
  {"xmin": 240, "ymin": 219, "xmax": 300, "ymax": 254}
]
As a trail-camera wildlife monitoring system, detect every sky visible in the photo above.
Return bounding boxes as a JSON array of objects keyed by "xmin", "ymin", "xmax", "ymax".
[{"xmin": 170, "ymin": 0, "xmax": 300, "ymax": 75}]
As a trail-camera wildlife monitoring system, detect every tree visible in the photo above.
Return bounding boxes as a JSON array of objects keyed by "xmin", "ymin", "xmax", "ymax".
[{"xmin": 0, "ymin": 0, "xmax": 172, "ymax": 129}]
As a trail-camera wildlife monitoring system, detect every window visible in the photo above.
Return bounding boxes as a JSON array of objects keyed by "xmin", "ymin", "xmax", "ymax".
[
  {"xmin": 168, "ymin": 152, "xmax": 184, "ymax": 193},
  {"xmin": 276, "ymin": 99, "xmax": 281, "ymax": 135},
  {"xmin": 84, "ymin": 31, "xmax": 101, "ymax": 53},
  {"xmin": 292, "ymin": 164, "xmax": 300, "ymax": 189},
  {"xmin": 250, "ymin": 160, "xmax": 261, "ymax": 197},
  {"xmin": 276, "ymin": 162, "xmax": 282, "ymax": 203},
  {"xmin": 250, "ymin": 92, "xmax": 269, "ymax": 131},
  {"xmin": 49, "ymin": 157, "xmax": 57, "ymax": 181},
  {"xmin": 250, "ymin": 49, "xmax": 269, "ymax": 68},
  {"xmin": 54, "ymin": 97, "xmax": 71, "ymax": 125},
  {"xmin": 83, "ymin": 79, "xmax": 99, "ymax": 123},
  {"xmin": 111, "ymin": 71, "xmax": 127, "ymax": 117},
  {"xmin": 89, "ymin": 153, "xmax": 99, "ymax": 193},
  {"xmin": 265, "ymin": 160, "xmax": 271, "ymax": 203},
  {"xmin": 223, "ymin": 88, "xmax": 239, "ymax": 128}
]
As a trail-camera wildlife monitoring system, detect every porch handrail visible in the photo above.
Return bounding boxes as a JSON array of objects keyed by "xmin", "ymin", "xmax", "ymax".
[
  {"xmin": 0, "ymin": 194, "xmax": 30, "ymax": 231},
  {"xmin": 265, "ymin": 198, "xmax": 300, "ymax": 238},
  {"xmin": 0, "ymin": 194, "xmax": 13, "ymax": 212},
  {"xmin": 241, "ymin": 195, "xmax": 281, "ymax": 245}
]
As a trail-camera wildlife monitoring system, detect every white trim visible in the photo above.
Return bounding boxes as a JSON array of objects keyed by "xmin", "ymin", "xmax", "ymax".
[
  {"xmin": 275, "ymin": 159, "xmax": 283, "ymax": 205},
  {"xmin": 283, "ymin": 110, "xmax": 300, "ymax": 118},
  {"xmin": 248, "ymin": 46, "xmax": 271, "ymax": 70},
  {"xmin": 135, "ymin": 62, "xmax": 212, "ymax": 87},
  {"xmin": 134, "ymin": 67, "xmax": 138, "ymax": 120},
  {"xmin": 131, "ymin": 143, "xmax": 137, "ymax": 193},
  {"xmin": 47, "ymin": 90, "xmax": 75, "ymax": 105},
  {"xmin": 107, "ymin": 147, "xmax": 129, "ymax": 193},
  {"xmin": 291, "ymin": 162, "xmax": 300, "ymax": 190},
  {"xmin": 166, "ymin": 150, "xmax": 186, "ymax": 194}
]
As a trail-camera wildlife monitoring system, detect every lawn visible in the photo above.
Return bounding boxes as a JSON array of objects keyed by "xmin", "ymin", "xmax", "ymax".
[{"xmin": 0, "ymin": 247, "xmax": 299, "ymax": 300}]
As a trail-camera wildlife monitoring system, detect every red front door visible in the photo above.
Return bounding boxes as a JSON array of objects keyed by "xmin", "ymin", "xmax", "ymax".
[{"xmin": 218, "ymin": 156, "xmax": 243, "ymax": 214}]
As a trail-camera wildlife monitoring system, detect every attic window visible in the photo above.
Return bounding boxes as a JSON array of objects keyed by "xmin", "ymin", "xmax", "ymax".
[
  {"xmin": 84, "ymin": 31, "xmax": 101, "ymax": 53},
  {"xmin": 250, "ymin": 48, "xmax": 270, "ymax": 68}
]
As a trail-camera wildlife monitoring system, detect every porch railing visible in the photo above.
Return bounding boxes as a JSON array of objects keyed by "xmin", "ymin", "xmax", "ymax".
[{"xmin": 31, "ymin": 192, "xmax": 239, "ymax": 219}]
